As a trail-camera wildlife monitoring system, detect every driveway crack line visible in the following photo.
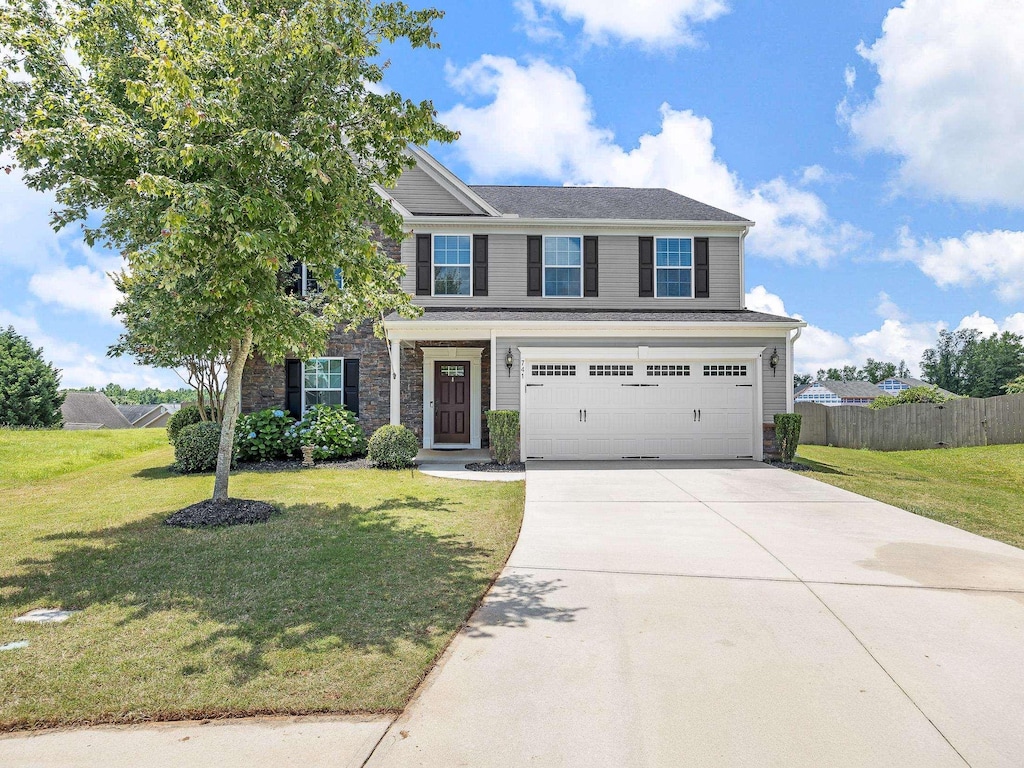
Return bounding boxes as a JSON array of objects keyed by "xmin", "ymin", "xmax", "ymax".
[{"xmin": 655, "ymin": 469, "xmax": 973, "ymax": 768}]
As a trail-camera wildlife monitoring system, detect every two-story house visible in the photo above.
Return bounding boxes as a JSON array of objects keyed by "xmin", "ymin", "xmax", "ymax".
[{"xmin": 241, "ymin": 147, "xmax": 805, "ymax": 462}]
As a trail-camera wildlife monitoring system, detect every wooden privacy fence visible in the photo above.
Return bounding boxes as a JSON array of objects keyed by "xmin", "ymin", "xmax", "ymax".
[{"xmin": 795, "ymin": 393, "xmax": 1024, "ymax": 451}]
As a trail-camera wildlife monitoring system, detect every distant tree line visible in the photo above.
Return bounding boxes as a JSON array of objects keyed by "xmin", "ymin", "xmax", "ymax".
[
  {"xmin": 65, "ymin": 383, "xmax": 195, "ymax": 405},
  {"xmin": 794, "ymin": 329, "xmax": 1024, "ymax": 399}
]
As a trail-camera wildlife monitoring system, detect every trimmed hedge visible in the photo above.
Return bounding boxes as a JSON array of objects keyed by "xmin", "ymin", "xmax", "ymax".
[
  {"xmin": 869, "ymin": 386, "xmax": 953, "ymax": 410},
  {"xmin": 367, "ymin": 424, "xmax": 419, "ymax": 469},
  {"xmin": 773, "ymin": 413, "xmax": 802, "ymax": 463},
  {"xmin": 486, "ymin": 410, "xmax": 520, "ymax": 465},
  {"xmin": 173, "ymin": 421, "xmax": 222, "ymax": 473},
  {"xmin": 166, "ymin": 405, "xmax": 204, "ymax": 445}
]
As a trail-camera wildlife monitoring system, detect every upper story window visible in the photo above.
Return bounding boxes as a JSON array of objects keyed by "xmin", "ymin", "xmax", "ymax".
[
  {"xmin": 433, "ymin": 235, "xmax": 472, "ymax": 296},
  {"xmin": 301, "ymin": 265, "xmax": 344, "ymax": 296},
  {"xmin": 655, "ymin": 238, "xmax": 693, "ymax": 298},
  {"xmin": 544, "ymin": 236, "xmax": 582, "ymax": 297}
]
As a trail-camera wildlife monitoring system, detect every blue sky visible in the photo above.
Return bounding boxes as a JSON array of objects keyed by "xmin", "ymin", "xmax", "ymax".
[{"xmin": 2, "ymin": 0, "xmax": 1022, "ymax": 387}]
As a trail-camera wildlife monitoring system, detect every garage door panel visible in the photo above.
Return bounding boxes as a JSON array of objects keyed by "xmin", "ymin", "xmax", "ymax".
[{"xmin": 523, "ymin": 357, "xmax": 756, "ymax": 461}]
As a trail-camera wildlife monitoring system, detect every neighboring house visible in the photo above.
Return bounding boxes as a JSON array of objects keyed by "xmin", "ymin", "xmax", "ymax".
[
  {"xmin": 241, "ymin": 147, "xmax": 805, "ymax": 461},
  {"xmin": 794, "ymin": 381, "xmax": 887, "ymax": 407},
  {"xmin": 61, "ymin": 392, "xmax": 133, "ymax": 430},
  {"xmin": 116, "ymin": 403, "xmax": 180, "ymax": 428},
  {"xmin": 877, "ymin": 377, "xmax": 955, "ymax": 397}
]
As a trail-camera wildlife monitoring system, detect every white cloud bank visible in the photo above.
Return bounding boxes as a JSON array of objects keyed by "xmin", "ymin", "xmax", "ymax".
[
  {"xmin": 746, "ymin": 287, "xmax": 1024, "ymax": 377},
  {"xmin": 515, "ymin": 0, "xmax": 729, "ymax": 47},
  {"xmin": 846, "ymin": 0, "xmax": 1024, "ymax": 206},
  {"xmin": 885, "ymin": 227, "xmax": 1024, "ymax": 301},
  {"xmin": 442, "ymin": 56, "xmax": 863, "ymax": 264}
]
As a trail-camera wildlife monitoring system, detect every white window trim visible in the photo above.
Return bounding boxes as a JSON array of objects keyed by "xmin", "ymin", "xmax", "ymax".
[
  {"xmin": 301, "ymin": 357, "xmax": 345, "ymax": 414},
  {"xmin": 542, "ymin": 234, "xmax": 584, "ymax": 299},
  {"xmin": 301, "ymin": 264, "xmax": 344, "ymax": 296},
  {"xmin": 431, "ymin": 233, "xmax": 473, "ymax": 297},
  {"xmin": 422, "ymin": 347, "xmax": 483, "ymax": 450},
  {"xmin": 654, "ymin": 235, "xmax": 695, "ymax": 299}
]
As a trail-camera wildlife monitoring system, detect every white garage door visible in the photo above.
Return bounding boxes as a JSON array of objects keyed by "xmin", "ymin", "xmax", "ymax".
[{"xmin": 523, "ymin": 360, "xmax": 756, "ymax": 460}]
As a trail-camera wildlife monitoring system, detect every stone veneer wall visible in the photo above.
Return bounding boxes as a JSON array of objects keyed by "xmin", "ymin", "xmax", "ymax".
[
  {"xmin": 400, "ymin": 341, "xmax": 491, "ymax": 447},
  {"xmin": 762, "ymin": 423, "xmax": 781, "ymax": 461}
]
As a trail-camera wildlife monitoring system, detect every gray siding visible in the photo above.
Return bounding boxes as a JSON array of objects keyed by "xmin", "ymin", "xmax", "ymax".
[
  {"xmin": 495, "ymin": 336, "xmax": 788, "ymax": 423},
  {"xmin": 402, "ymin": 233, "xmax": 743, "ymax": 310},
  {"xmin": 388, "ymin": 165, "xmax": 474, "ymax": 215}
]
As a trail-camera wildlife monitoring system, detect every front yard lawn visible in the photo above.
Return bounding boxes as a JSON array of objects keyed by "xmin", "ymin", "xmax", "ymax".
[
  {"xmin": 797, "ymin": 444, "xmax": 1024, "ymax": 549},
  {"xmin": 0, "ymin": 435, "xmax": 524, "ymax": 731}
]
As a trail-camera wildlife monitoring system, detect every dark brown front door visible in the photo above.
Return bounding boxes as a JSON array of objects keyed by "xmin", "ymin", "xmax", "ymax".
[{"xmin": 434, "ymin": 361, "xmax": 471, "ymax": 444}]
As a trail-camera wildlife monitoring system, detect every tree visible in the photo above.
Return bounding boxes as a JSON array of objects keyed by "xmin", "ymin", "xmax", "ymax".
[
  {"xmin": 1005, "ymin": 375, "xmax": 1024, "ymax": 395},
  {"xmin": 816, "ymin": 365, "xmax": 868, "ymax": 382},
  {"xmin": 2, "ymin": 0, "xmax": 456, "ymax": 500},
  {"xmin": 861, "ymin": 358, "xmax": 910, "ymax": 383},
  {"xmin": 793, "ymin": 373, "xmax": 812, "ymax": 389},
  {"xmin": 0, "ymin": 326, "xmax": 64, "ymax": 427},
  {"xmin": 868, "ymin": 386, "xmax": 952, "ymax": 410},
  {"xmin": 921, "ymin": 329, "xmax": 1024, "ymax": 397}
]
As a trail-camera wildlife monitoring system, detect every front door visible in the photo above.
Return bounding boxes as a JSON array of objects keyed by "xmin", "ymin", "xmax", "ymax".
[{"xmin": 434, "ymin": 361, "xmax": 471, "ymax": 444}]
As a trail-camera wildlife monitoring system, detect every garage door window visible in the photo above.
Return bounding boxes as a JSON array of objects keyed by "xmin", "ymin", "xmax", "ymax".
[
  {"xmin": 532, "ymin": 364, "xmax": 576, "ymax": 376},
  {"xmin": 655, "ymin": 238, "xmax": 693, "ymax": 298},
  {"xmin": 589, "ymin": 364, "xmax": 633, "ymax": 376},
  {"xmin": 703, "ymin": 364, "xmax": 747, "ymax": 377},
  {"xmin": 647, "ymin": 364, "xmax": 690, "ymax": 376}
]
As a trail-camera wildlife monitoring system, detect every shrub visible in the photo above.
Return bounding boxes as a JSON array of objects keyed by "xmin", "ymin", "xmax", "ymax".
[
  {"xmin": 367, "ymin": 424, "xmax": 419, "ymax": 469},
  {"xmin": 868, "ymin": 386, "xmax": 952, "ymax": 410},
  {"xmin": 235, "ymin": 408, "xmax": 299, "ymax": 462},
  {"xmin": 173, "ymin": 421, "xmax": 222, "ymax": 473},
  {"xmin": 0, "ymin": 326, "xmax": 64, "ymax": 427},
  {"xmin": 297, "ymin": 405, "xmax": 366, "ymax": 460},
  {"xmin": 167, "ymin": 405, "xmax": 204, "ymax": 444},
  {"xmin": 1003, "ymin": 375, "xmax": 1024, "ymax": 395},
  {"xmin": 486, "ymin": 410, "xmax": 520, "ymax": 465},
  {"xmin": 773, "ymin": 413, "xmax": 802, "ymax": 463}
]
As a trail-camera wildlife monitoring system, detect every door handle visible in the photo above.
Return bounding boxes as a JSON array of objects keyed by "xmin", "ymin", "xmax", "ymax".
[
  {"xmin": 698, "ymin": 409, "xmax": 701, "ymax": 422},
  {"xmin": 584, "ymin": 409, "xmax": 587, "ymax": 422},
  {"xmin": 693, "ymin": 409, "xmax": 697, "ymax": 422},
  {"xmin": 579, "ymin": 409, "xmax": 582, "ymax": 422}
]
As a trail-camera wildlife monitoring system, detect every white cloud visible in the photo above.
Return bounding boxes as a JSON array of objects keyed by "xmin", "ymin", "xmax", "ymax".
[
  {"xmin": 747, "ymin": 287, "xmax": 1024, "ymax": 377},
  {"xmin": 846, "ymin": 0, "xmax": 1024, "ymax": 206},
  {"xmin": 843, "ymin": 65, "xmax": 856, "ymax": 91},
  {"xmin": 28, "ymin": 261, "xmax": 122, "ymax": 324},
  {"xmin": 0, "ymin": 308, "xmax": 180, "ymax": 389},
  {"xmin": 885, "ymin": 227, "xmax": 1024, "ymax": 301},
  {"xmin": 515, "ymin": 0, "xmax": 729, "ymax": 47},
  {"xmin": 442, "ymin": 56, "xmax": 864, "ymax": 264}
]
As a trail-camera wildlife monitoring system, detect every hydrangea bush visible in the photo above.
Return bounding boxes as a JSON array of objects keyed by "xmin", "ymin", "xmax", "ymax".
[
  {"xmin": 297, "ymin": 404, "xmax": 366, "ymax": 460},
  {"xmin": 234, "ymin": 409, "xmax": 299, "ymax": 462}
]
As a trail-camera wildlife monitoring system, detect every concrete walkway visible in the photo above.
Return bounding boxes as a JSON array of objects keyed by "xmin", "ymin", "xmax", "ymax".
[{"xmin": 366, "ymin": 461, "xmax": 1024, "ymax": 767}]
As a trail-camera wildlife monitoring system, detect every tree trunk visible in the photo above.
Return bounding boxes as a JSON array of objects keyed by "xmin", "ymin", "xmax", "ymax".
[{"xmin": 212, "ymin": 329, "xmax": 253, "ymax": 501}]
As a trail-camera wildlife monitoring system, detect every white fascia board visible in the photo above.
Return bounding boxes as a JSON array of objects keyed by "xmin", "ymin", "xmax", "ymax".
[
  {"xmin": 403, "ymin": 215, "xmax": 754, "ymax": 233},
  {"xmin": 373, "ymin": 183, "xmax": 414, "ymax": 219},
  {"xmin": 384, "ymin": 320, "xmax": 805, "ymax": 341},
  {"xmin": 518, "ymin": 346, "xmax": 766, "ymax": 362},
  {"xmin": 405, "ymin": 146, "xmax": 503, "ymax": 217}
]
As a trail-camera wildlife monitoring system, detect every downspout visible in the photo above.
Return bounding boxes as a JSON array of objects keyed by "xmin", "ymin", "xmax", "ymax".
[
  {"xmin": 739, "ymin": 226, "xmax": 750, "ymax": 308},
  {"xmin": 787, "ymin": 326, "xmax": 803, "ymax": 412}
]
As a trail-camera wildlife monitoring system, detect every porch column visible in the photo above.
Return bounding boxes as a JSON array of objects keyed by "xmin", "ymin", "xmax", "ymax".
[{"xmin": 390, "ymin": 339, "xmax": 401, "ymax": 425}]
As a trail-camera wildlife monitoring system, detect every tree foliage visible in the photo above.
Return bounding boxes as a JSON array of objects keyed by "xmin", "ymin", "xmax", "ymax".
[
  {"xmin": 921, "ymin": 329, "xmax": 1024, "ymax": 397},
  {"xmin": 815, "ymin": 358, "xmax": 910, "ymax": 384},
  {"xmin": 67, "ymin": 383, "xmax": 194, "ymax": 404},
  {"xmin": 1, "ymin": 0, "xmax": 456, "ymax": 498},
  {"xmin": 868, "ymin": 386, "xmax": 953, "ymax": 410},
  {"xmin": 1005, "ymin": 375, "xmax": 1024, "ymax": 395},
  {"xmin": 0, "ymin": 326, "xmax": 64, "ymax": 427}
]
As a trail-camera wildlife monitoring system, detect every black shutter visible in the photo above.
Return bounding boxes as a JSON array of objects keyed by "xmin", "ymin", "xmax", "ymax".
[
  {"xmin": 583, "ymin": 236, "xmax": 599, "ymax": 297},
  {"xmin": 285, "ymin": 359, "xmax": 302, "ymax": 418},
  {"xmin": 343, "ymin": 359, "xmax": 359, "ymax": 416},
  {"xmin": 695, "ymin": 237, "xmax": 710, "ymax": 298},
  {"xmin": 416, "ymin": 234, "xmax": 431, "ymax": 296},
  {"xmin": 473, "ymin": 235, "xmax": 488, "ymax": 296},
  {"xmin": 527, "ymin": 235, "xmax": 543, "ymax": 296},
  {"xmin": 286, "ymin": 260, "xmax": 303, "ymax": 295},
  {"xmin": 638, "ymin": 237, "xmax": 654, "ymax": 297}
]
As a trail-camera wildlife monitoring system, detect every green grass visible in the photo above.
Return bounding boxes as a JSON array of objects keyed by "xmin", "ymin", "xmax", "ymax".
[
  {"xmin": 0, "ymin": 433, "xmax": 524, "ymax": 731},
  {"xmin": 797, "ymin": 444, "xmax": 1024, "ymax": 548},
  {"xmin": 0, "ymin": 428, "xmax": 169, "ymax": 489}
]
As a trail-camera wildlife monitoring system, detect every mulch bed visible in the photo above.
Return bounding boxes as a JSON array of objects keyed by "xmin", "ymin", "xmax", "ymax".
[
  {"xmin": 237, "ymin": 456, "xmax": 372, "ymax": 472},
  {"xmin": 165, "ymin": 498, "xmax": 277, "ymax": 528},
  {"xmin": 465, "ymin": 461, "xmax": 527, "ymax": 473},
  {"xmin": 765, "ymin": 459, "xmax": 813, "ymax": 471}
]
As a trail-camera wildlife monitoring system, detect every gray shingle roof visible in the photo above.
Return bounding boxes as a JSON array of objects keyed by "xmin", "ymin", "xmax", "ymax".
[
  {"xmin": 389, "ymin": 308, "xmax": 801, "ymax": 324},
  {"xmin": 468, "ymin": 186, "xmax": 750, "ymax": 222},
  {"xmin": 817, "ymin": 381, "xmax": 886, "ymax": 399},
  {"xmin": 117, "ymin": 404, "xmax": 163, "ymax": 424},
  {"xmin": 61, "ymin": 392, "xmax": 133, "ymax": 429}
]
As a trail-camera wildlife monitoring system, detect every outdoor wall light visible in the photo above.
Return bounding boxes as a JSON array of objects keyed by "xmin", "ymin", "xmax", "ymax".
[
  {"xmin": 506, "ymin": 348, "xmax": 515, "ymax": 377},
  {"xmin": 769, "ymin": 347, "xmax": 780, "ymax": 376}
]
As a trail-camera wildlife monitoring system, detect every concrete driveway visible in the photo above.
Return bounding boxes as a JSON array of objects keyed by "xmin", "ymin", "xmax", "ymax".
[{"xmin": 367, "ymin": 461, "xmax": 1024, "ymax": 768}]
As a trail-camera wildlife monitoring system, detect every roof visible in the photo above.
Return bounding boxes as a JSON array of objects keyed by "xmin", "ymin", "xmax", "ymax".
[
  {"xmin": 61, "ymin": 392, "xmax": 133, "ymax": 429},
  {"xmin": 814, "ymin": 381, "xmax": 886, "ymax": 399},
  {"xmin": 880, "ymin": 377, "xmax": 957, "ymax": 397},
  {"xmin": 387, "ymin": 308, "xmax": 802, "ymax": 324},
  {"xmin": 468, "ymin": 185, "xmax": 750, "ymax": 223},
  {"xmin": 117, "ymin": 404, "xmax": 163, "ymax": 424}
]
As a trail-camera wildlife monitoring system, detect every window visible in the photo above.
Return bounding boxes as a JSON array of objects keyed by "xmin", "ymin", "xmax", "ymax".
[
  {"xmin": 531, "ymin": 364, "xmax": 576, "ymax": 376},
  {"xmin": 647, "ymin": 364, "xmax": 690, "ymax": 376},
  {"xmin": 544, "ymin": 236, "xmax": 582, "ymax": 297},
  {"xmin": 589, "ymin": 364, "xmax": 633, "ymax": 377},
  {"xmin": 655, "ymin": 237, "xmax": 693, "ymax": 298},
  {"xmin": 703, "ymin": 364, "xmax": 747, "ymax": 377},
  {"xmin": 433, "ymin": 235, "xmax": 472, "ymax": 296},
  {"xmin": 303, "ymin": 358, "xmax": 344, "ymax": 408},
  {"xmin": 302, "ymin": 265, "xmax": 344, "ymax": 296}
]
